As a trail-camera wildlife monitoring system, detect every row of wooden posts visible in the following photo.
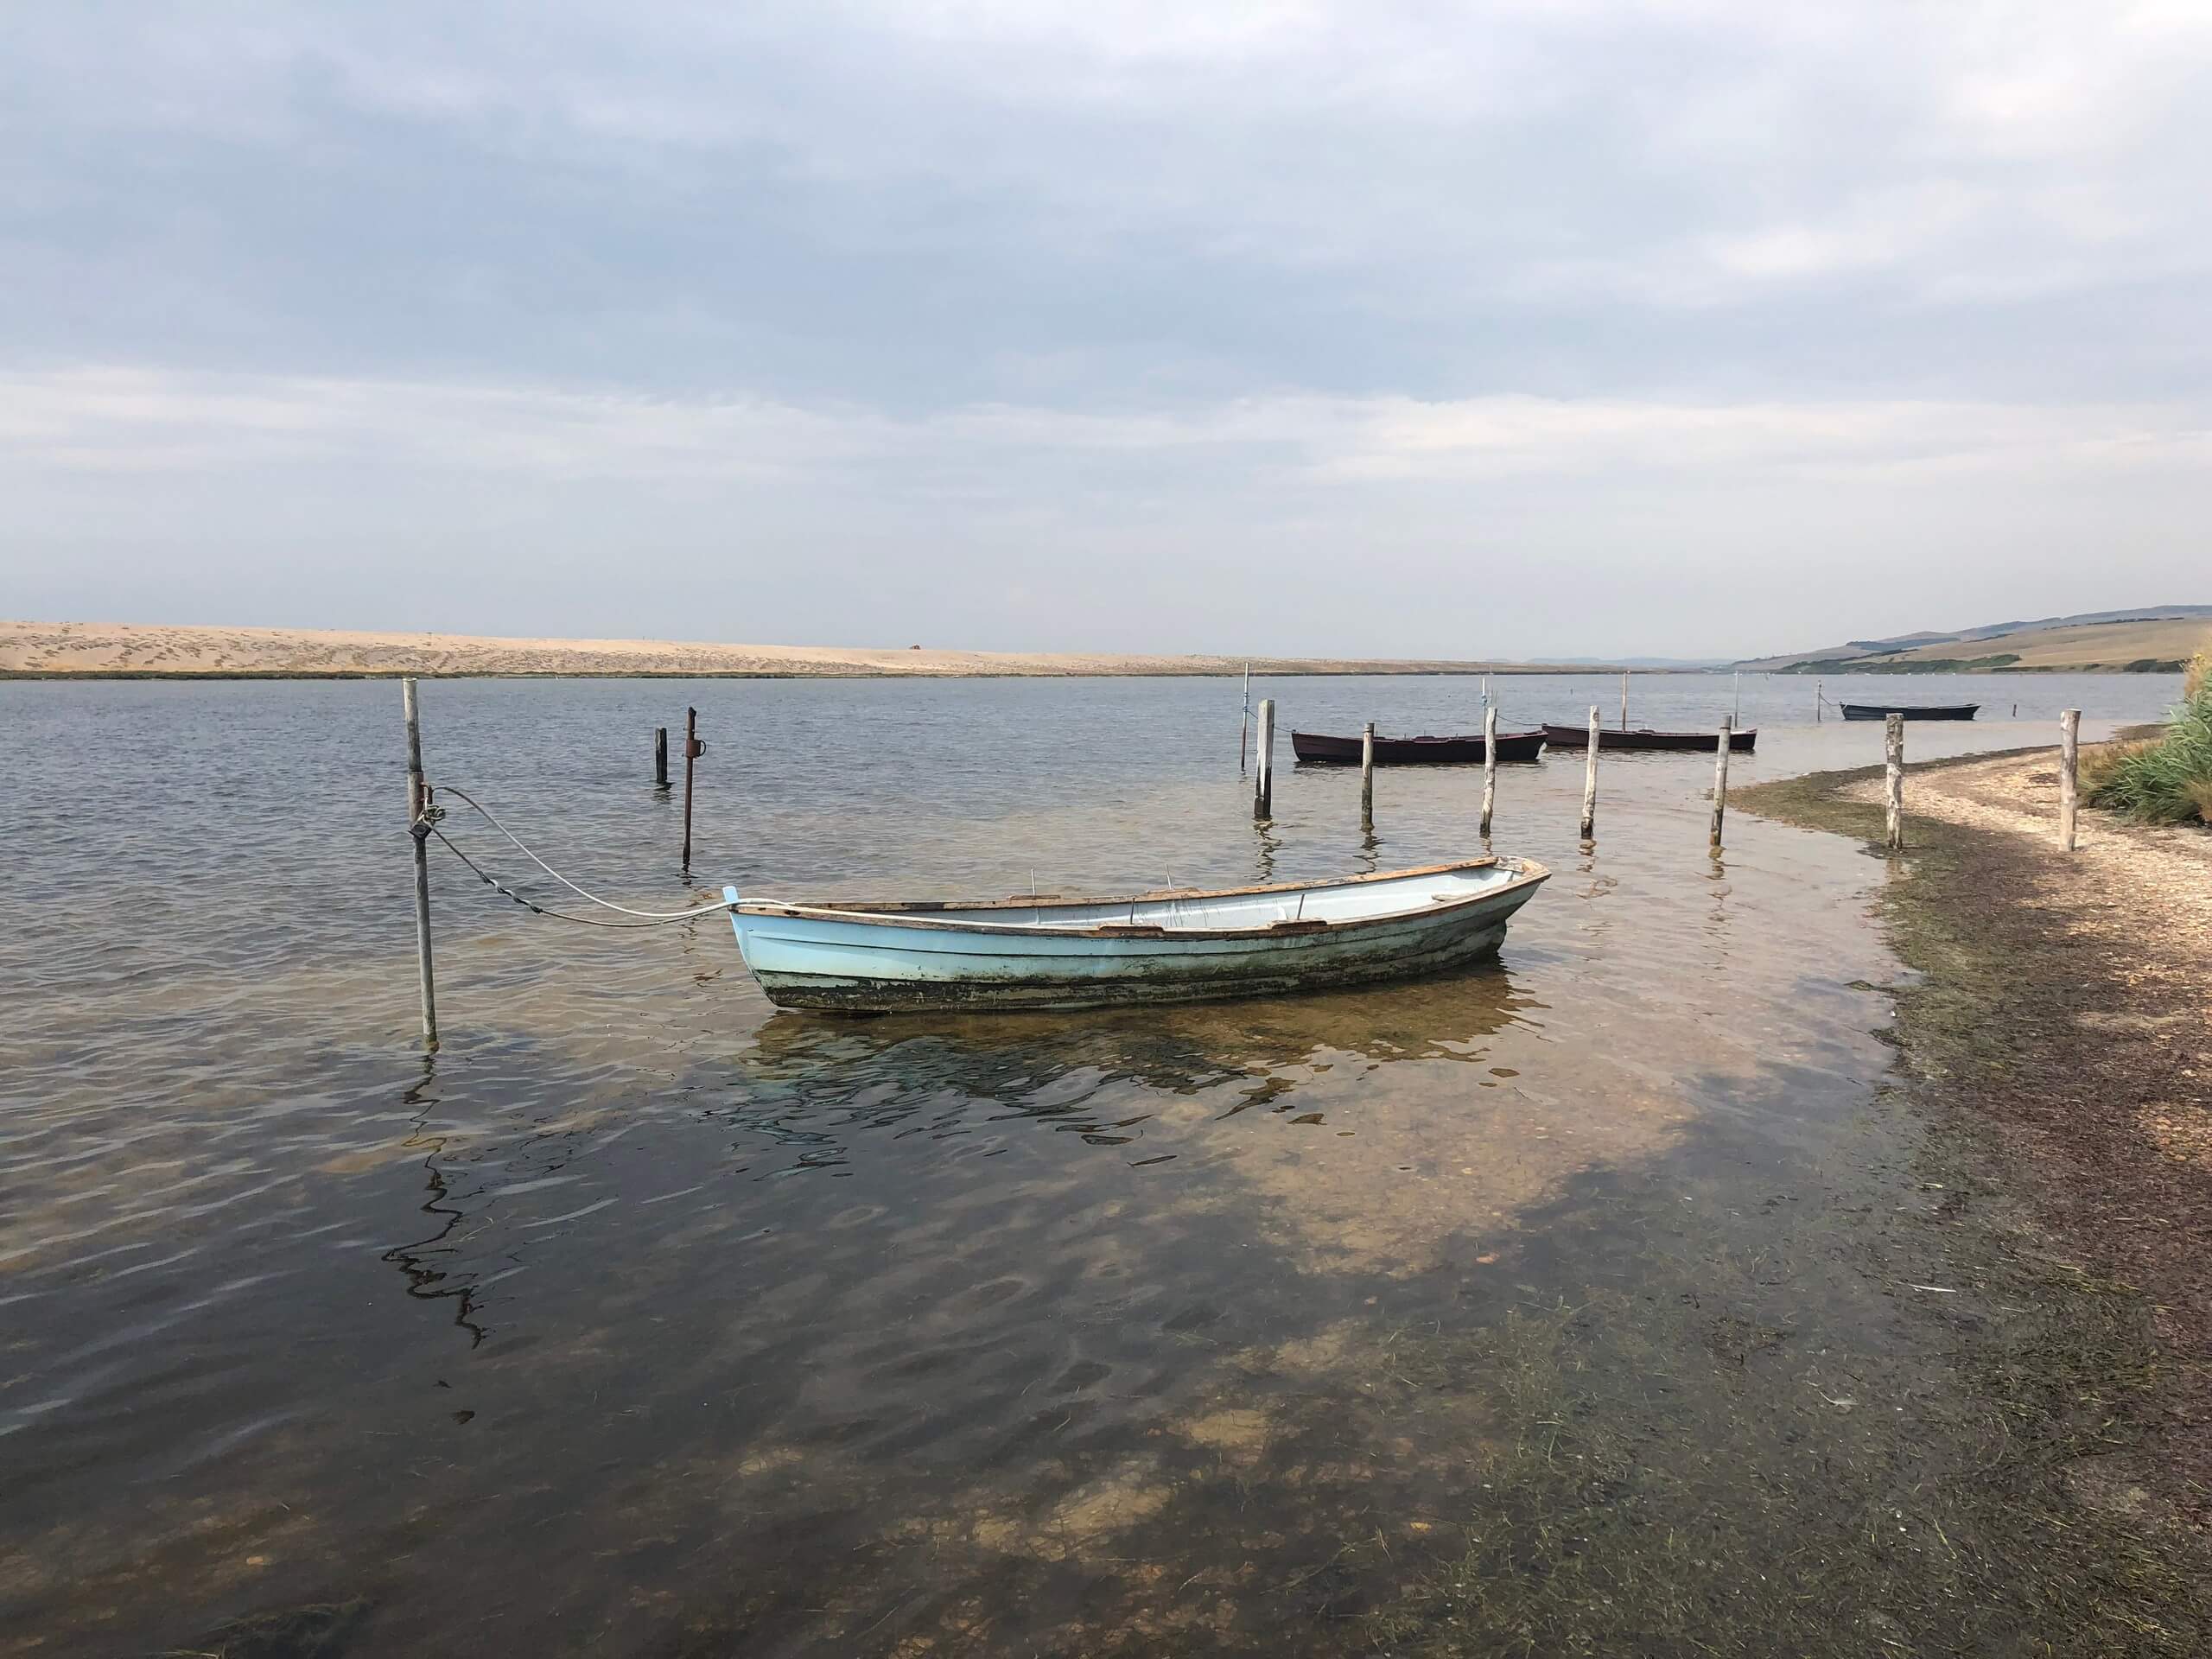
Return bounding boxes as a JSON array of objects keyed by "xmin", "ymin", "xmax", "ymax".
[
  {"xmin": 398, "ymin": 677, "xmax": 2094, "ymax": 1054},
  {"xmin": 1244, "ymin": 696, "xmax": 2091, "ymax": 858}
]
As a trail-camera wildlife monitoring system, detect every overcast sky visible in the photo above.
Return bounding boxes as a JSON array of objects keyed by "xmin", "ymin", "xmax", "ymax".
[{"xmin": 3, "ymin": 3, "xmax": 2208, "ymax": 658}]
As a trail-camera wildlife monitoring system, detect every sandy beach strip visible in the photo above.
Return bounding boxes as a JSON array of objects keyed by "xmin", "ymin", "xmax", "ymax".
[{"xmin": 0, "ymin": 620, "xmax": 1626, "ymax": 679}]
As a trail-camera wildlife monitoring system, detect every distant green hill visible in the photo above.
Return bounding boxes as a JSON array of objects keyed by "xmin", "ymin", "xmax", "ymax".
[{"xmin": 1740, "ymin": 607, "xmax": 2212, "ymax": 674}]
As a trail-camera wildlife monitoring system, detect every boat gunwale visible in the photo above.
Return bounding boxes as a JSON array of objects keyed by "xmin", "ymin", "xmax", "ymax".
[{"xmin": 734, "ymin": 857, "xmax": 1548, "ymax": 942}]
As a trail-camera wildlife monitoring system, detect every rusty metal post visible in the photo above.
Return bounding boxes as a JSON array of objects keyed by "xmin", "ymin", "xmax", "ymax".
[
  {"xmin": 682, "ymin": 706, "xmax": 702, "ymax": 868},
  {"xmin": 403, "ymin": 677, "xmax": 438, "ymax": 1052},
  {"xmin": 1238, "ymin": 665, "xmax": 1249, "ymax": 775}
]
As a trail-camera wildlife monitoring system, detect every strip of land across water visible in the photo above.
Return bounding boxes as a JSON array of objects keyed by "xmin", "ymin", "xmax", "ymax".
[
  {"xmin": 0, "ymin": 620, "xmax": 1643, "ymax": 679},
  {"xmin": 1741, "ymin": 745, "xmax": 2212, "ymax": 1583}
]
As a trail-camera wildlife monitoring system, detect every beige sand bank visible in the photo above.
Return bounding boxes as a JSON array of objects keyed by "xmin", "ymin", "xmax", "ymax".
[{"xmin": 0, "ymin": 620, "xmax": 1607, "ymax": 678}]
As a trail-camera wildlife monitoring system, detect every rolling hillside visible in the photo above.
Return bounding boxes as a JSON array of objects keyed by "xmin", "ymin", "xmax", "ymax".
[{"xmin": 1743, "ymin": 607, "xmax": 2211, "ymax": 674}]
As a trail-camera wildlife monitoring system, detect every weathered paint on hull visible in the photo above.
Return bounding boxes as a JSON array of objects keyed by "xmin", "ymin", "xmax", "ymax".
[{"xmin": 729, "ymin": 880, "xmax": 1541, "ymax": 1014}]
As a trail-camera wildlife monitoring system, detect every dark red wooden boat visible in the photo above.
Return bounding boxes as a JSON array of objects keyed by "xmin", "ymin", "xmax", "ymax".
[
  {"xmin": 1541, "ymin": 723, "xmax": 1756, "ymax": 753},
  {"xmin": 1292, "ymin": 728, "xmax": 1546, "ymax": 766}
]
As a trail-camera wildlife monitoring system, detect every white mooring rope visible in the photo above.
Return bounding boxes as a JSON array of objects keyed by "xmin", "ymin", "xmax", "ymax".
[{"xmin": 423, "ymin": 782, "xmax": 736, "ymax": 928}]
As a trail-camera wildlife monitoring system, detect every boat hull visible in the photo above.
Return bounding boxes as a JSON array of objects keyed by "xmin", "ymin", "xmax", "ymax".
[
  {"xmin": 1540, "ymin": 723, "xmax": 1756, "ymax": 753},
  {"xmin": 724, "ymin": 861, "xmax": 1548, "ymax": 1014},
  {"xmin": 1292, "ymin": 729, "xmax": 1545, "ymax": 765},
  {"xmin": 1839, "ymin": 702, "xmax": 1979, "ymax": 721}
]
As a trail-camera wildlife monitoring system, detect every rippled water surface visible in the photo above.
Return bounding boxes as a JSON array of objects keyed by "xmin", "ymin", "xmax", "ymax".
[{"xmin": 0, "ymin": 671, "xmax": 2184, "ymax": 1656}]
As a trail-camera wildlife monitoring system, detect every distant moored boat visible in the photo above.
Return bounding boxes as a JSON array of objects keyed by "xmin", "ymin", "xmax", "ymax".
[
  {"xmin": 1541, "ymin": 723, "xmax": 1756, "ymax": 753},
  {"xmin": 1291, "ymin": 728, "xmax": 1545, "ymax": 765},
  {"xmin": 1838, "ymin": 702, "xmax": 1979, "ymax": 721}
]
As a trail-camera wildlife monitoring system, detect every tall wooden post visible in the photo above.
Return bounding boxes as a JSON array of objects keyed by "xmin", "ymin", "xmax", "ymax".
[
  {"xmin": 682, "ymin": 706, "xmax": 701, "ymax": 868},
  {"xmin": 1815, "ymin": 679, "xmax": 1822, "ymax": 723},
  {"xmin": 2059, "ymin": 709, "xmax": 2081, "ymax": 852},
  {"xmin": 402, "ymin": 677, "xmax": 438, "ymax": 1052},
  {"xmin": 1709, "ymin": 717, "xmax": 1732, "ymax": 850},
  {"xmin": 1254, "ymin": 698, "xmax": 1275, "ymax": 819},
  {"xmin": 1884, "ymin": 713, "xmax": 1904, "ymax": 851},
  {"xmin": 1479, "ymin": 703, "xmax": 1497, "ymax": 839},
  {"xmin": 1360, "ymin": 721, "xmax": 1375, "ymax": 828},
  {"xmin": 1580, "ymin": 705, "xmax": 1600, "ymax": 841},
  {"xmin": 1619, "ymin": 671, "xmax": 1630, "ymax": 731},
  {"xmin": 654, "ymin": 726, "xmax": 669, "ymax": 788},
  {"xmin": 1239, "ymin": 666, "xmax": 1249, "ymax": 774},
  {"xmin": 1732, "ymin": 671, "xmax": 1741, "ymax": 725}
]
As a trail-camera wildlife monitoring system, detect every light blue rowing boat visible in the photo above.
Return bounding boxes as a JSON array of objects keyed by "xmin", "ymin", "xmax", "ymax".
[{"xmin": 720, "ymin": 855, "xmax": 1548, "ymax": 1013}]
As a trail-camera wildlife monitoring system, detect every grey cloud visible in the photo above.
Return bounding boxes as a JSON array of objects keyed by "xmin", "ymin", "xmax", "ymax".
[{"xmin": 1, "ymin": 2, "xmax": 2207, "ymax": 653}]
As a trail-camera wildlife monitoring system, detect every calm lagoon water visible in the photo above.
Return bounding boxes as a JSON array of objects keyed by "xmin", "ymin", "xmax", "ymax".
[{"xmin": 0, "ymin": 671, "xmax": 2185, "ymax": 1655}]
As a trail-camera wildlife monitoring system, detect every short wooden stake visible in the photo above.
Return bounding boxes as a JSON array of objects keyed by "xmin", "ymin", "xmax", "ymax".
[
  {"xmin": 1479, "ymin": 703, "xmax": 1497, "ymax": 840},
  {"xmin": 1360, "ymin": 721, "xmax": 1376, "ymax": 827},
  {"xmin": 1884, "ymin": 712, "xmax": 1904, "ymax": 850},
  {"xmin": 654, "ymin": 726, "xmax": 669, "ymax": 788},
  {"xmin": 402, "ymin": 677, "xmax": 438, "ymax": 1052},
  {"xmin": 1709, "ymin": 716, "xmax": 1732, "ymax": 850},
  {"xmin": 682, "ymin": 705, "xmax": 702, "ymax": 868},
  {"xmin": 1254, "ymin": 698, "xmax": 1275, "ymax": 819},
  {"xmin": 2059, "ymin": 709, "xmax": 2080, "ymax": 852},
  {"xmin": 1580, "ymin": 704, "xmax": 1600, "ymax": 841}
]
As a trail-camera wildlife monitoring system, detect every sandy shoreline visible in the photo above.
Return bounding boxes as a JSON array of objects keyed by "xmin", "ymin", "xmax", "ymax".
[{"xmin": 1, "ymin": 620, "xmax": 1631, "ymax": 680}]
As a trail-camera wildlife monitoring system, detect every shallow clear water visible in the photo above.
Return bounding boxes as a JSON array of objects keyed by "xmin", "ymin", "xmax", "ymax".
[{"xmin": 0, "ymin": 671, "xmax": 2184, "ymax": 1655}]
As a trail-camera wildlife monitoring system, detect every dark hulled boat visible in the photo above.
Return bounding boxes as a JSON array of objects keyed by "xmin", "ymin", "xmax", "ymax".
[
  {"xmin": 1292, "ymin": 729, "xmax": 1546, "ymax": 766},
  {"xmin": 1839, "ymin": 702, "xmax": 1979, "ymax": 721},
  {"xmin": 1541, "ymin": 723, "xmax": 1756, "ymax": 753}
]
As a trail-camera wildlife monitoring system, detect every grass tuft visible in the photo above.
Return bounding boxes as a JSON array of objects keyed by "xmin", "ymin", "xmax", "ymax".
[{"xmin": 2084, "ymin": 657, "xmax": 2212, "ymax": 824}]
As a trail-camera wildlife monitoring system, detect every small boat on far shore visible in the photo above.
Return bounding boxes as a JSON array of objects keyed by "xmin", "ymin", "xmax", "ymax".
[
  {"xmin": 1839, "ymin": 702, "xmax": 1980, "ymax": 721},
  {"xmin": 1541, "ymin": 723, "xmax": 1756, "ymax": 753},
  {"xmin": 1292, "ymin": 728, "xmax": 1545, "ymax": 765},
  {"xmin": 723, "ymin": 857, "xmax": 1549, "ymax": 1013}
]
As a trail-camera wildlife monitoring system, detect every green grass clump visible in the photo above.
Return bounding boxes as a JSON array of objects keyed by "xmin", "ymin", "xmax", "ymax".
[{"xmin": 2085, "ymin": 652, "xmax": 2212, "ymax": 824}]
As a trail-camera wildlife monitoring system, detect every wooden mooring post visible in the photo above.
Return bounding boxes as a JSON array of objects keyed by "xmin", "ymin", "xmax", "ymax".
[
  {"xmin": 1254, "ymin": 698, "xmax": 1275, "ymax": 819},
  {"xmin": 1619, "ymin": 671, "xmax": 1630, "ymax": 731},
  {"xmin": 654, "ymin": 726, "xmax": 670, "ymax": 789},
  {"xmin": 1360, "ymin": 722, "xmax": 1376, "ymax": 828},
  {"xmin": 402, "ymin": 677, "xmax": 438, "ymax": 1052},
  {"xmin": 1884, "ymin": 712, "xmax": 1905, "ymax": 851},
  {"xmin": 2060, "ymin": 709, "xmax": 2081, "ymax": 852},
  {"xmin": 1815, "ymin": 679, "xmax": 1823, "ymax": 723},
  {"xmin": 1479, "ymin": 703, "xmax": 1497, "ymax": 839},
  {"xmin": 1580, "ymin": 705, "xmax": 1599, "ymax": 842},
  {"xmin": 682, "ymin": 707, "xmax": 703, "ymax": 868},
  {"xmin": 1709, "ymin": 716, "xmax": 1732, "ymax": 850}
]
